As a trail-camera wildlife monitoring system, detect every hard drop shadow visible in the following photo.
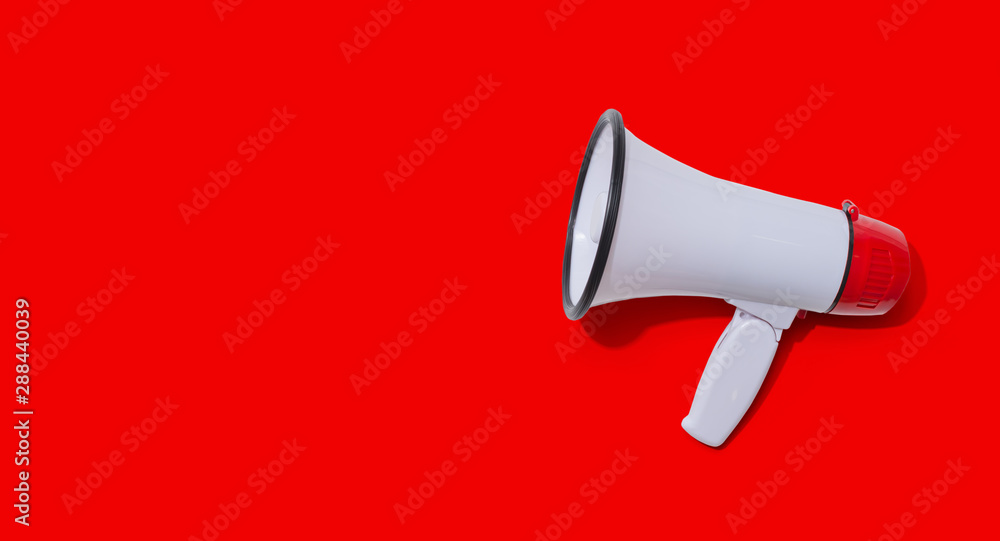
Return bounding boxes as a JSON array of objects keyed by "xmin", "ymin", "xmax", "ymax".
[{"xmin": 584, "ymin": 245, "xmax": 927, "ymax": 449}]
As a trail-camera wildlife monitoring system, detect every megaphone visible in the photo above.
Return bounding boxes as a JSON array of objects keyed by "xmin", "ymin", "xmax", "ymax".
[{"xmin": 562, "ymin": 109, "xmax": 910, "ymax": 447}]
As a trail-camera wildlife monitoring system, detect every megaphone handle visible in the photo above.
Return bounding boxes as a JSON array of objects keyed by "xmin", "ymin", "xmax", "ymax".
[{"xmin": 681, "ymin": 307, "xmax": 787, "ymax": 447}]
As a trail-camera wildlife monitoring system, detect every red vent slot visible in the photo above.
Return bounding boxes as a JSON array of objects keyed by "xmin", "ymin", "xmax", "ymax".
[{"xmin": 857, "ymin": 248, "xmax": 893, "ymax": 309}]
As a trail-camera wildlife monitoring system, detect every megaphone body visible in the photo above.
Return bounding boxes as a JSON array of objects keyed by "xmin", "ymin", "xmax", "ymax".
[{"xmin": 562, "ymin": 109, "xmax": 910, "ymax": 447}]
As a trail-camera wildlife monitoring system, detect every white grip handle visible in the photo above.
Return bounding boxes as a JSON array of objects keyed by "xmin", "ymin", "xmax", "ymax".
[{"xmin": 681, "ymin": 307, "xmax": 784, "ymax": 447}]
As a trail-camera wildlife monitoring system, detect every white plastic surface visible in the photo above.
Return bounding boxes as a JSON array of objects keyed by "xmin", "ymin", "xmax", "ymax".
[
  {"xmin": 682, "ymin": 303, "xmax": 796, "ymax": 447},
  {"xmin": 582, "ymin": 128, "xmax": 850, "ymax": 313},
  {"xmin": 568, "ymin": 124, "xmax": 615, "ymax": 305}
]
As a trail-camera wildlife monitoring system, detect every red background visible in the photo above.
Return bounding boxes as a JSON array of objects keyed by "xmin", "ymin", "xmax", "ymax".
[{"xmin": 3, "ymin": 0, "xmax": 998, "ymax": 539}]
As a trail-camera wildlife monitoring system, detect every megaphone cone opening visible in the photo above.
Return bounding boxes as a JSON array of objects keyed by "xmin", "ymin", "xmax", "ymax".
[{"xmin": 563, "ymin": 109, "xmax": 626, "ymax": 320}]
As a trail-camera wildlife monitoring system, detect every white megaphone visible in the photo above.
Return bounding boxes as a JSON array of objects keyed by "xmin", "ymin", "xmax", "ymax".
[{"xmin": 562, "ymin": 109, "xmax": 910, "ymax": 447}]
